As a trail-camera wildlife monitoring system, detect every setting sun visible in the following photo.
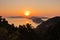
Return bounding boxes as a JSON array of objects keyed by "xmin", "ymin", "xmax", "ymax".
[{"xmin": 24, "ymin": 10, "xmax": 30, "ymax": 16}]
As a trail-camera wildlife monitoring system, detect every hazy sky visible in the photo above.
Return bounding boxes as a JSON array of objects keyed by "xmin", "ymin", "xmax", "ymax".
[{"xmin": 0, "ymin": 0, "xmax": 60, "ymax": 17}]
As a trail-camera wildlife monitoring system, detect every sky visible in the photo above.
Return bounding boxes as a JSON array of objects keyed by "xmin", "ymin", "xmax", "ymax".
[{"xmin": 0, "ymin": 0, "xmax": 60, "ymax": 17}]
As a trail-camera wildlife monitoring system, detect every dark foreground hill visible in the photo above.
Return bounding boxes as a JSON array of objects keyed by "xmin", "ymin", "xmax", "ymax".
[
  {"xmin": 0, "ymin": 16, "xmax": 60, "ymax": 40},
  {"xmin": 36, "ymin": 16, "xmax": 60, "ymax": 40}
]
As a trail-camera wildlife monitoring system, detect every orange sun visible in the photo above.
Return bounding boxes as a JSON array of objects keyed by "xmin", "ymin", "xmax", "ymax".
[{"xmin": 24, "ymin": 10, "xmax": 30, "ymax": 16}]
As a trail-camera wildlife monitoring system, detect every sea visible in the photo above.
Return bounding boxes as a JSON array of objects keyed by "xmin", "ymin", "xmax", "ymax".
[{"xmin": 6, "ymin": 18, "xmax": 38, "ymax": 28}]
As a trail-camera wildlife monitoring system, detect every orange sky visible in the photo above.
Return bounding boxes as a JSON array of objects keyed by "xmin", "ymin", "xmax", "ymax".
[{"xmin": 0, "ymin": 0, "xmax": 60, "ymax": 17}]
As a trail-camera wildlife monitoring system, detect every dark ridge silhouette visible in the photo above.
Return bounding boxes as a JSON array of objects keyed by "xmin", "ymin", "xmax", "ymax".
[
  {"xmin": 0, "ymin": 16, "xmax": 60, "ymax": 40},
  {"xmin": 35, "ymin": 16, "xmax": 60, "ymax": 40},
  {"xmin": 36, "ymin": 16, "xmax": 60, "ymax": 32}
]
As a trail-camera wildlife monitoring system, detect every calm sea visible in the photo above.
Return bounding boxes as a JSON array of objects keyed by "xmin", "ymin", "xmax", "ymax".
[{"xmin": 6, "ymin": 18, "xmax": 38, "ymax": 28}]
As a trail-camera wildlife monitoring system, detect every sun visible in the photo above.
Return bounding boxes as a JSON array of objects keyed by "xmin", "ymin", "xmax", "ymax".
[{"xmin": 24, "ymin": 10, "xmax": 30, "ymax": 16}]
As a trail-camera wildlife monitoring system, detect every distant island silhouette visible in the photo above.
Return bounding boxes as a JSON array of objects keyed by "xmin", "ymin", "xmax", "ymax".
[
  {"xmin": 8, "ymin": 16, "xmax": 24, "ymax": 18},
  {"xmin": 0, "ymin": 16, "xmax": 60, "ymax": 40},
  {"xmin": 29, "ymin": 16, "xmax": 44, "ymax": 24}
]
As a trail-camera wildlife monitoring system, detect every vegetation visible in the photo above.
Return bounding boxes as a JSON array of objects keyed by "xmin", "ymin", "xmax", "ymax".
[{"xmin": 0, "ymin": 16, "xmax": 60, "ymax": 40}]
